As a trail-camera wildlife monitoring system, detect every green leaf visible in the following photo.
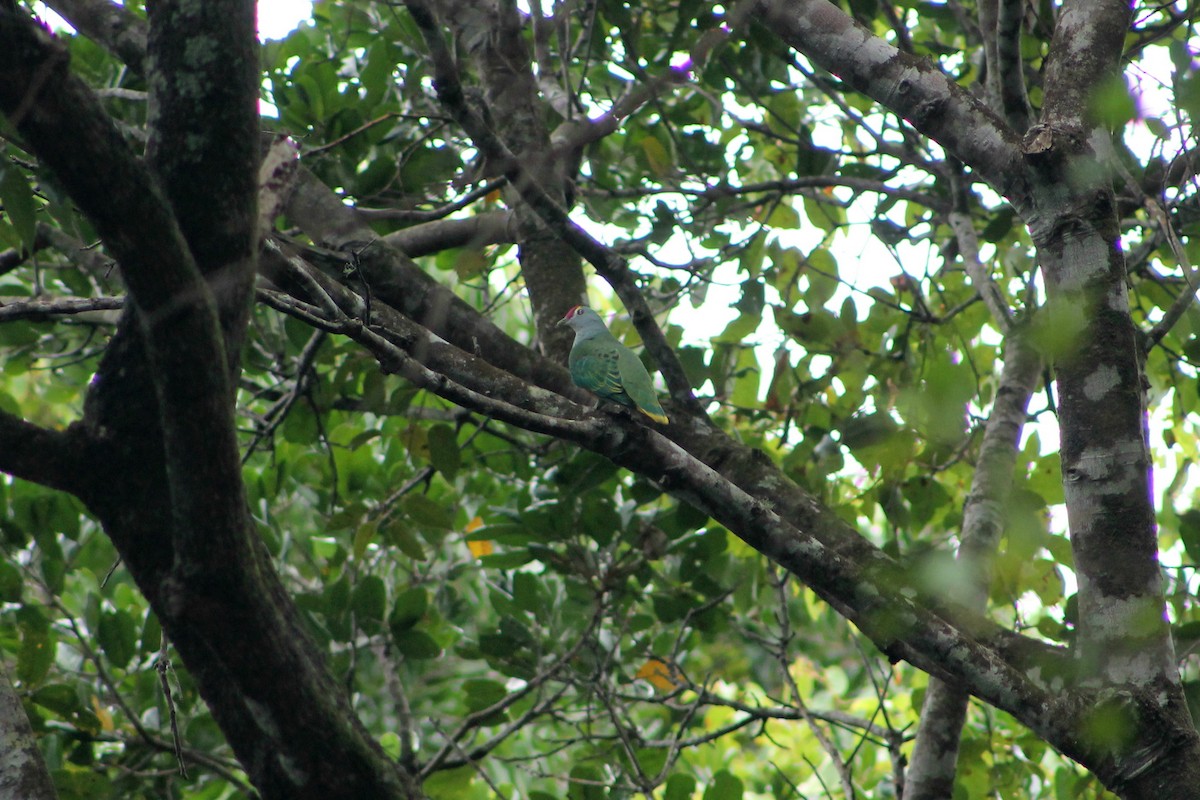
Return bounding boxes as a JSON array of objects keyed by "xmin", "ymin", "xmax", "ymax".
[
  {"xmin": 427, "ymin": 424, "xmax": 461, "ymax": 479},
  {"xmin": 403, "ymin": 493, "xmax": 454, "ymax": 531},
  {"xmin": 139, "ymin": 611, "xmax": 162, "ymax": 658},
  {"xmin": 1087, "ymin": 74, "xmax": 1138, "ymax": 129},
  {"xmin": 0, "ymin": 164, "xmax": 37, "ymax": 249},
  {"xmin": 381, "ymin": 519, "xmax": 427, "ymax": 560},
  {"xmin": 803, "ymin": 194, "xmax": 846, "ymax": 232},
  {"xmin": 0, "ymin": 560, "xmax": 22, "ymax": 602},
  {"xmin": 351, "ymin": 575, "xmax": 387, "ymax": 627},
  {"xmin": 554, "ymin": 451, "xmax": 619, "ymax": 494},
  {"xmin": 730, "ymin": 347, "xmax": 761, "ymax": 409},
  {"xmin": 1179, "ymin": 509, "xmax": 1200, "ymax": 565},
  {"xmin": 52, "ymin": 766, "xmax": 114, "ymax": 800},
  {"xmin": 463, "ymin": 678, "xmax": 507, "ymax": 712},
  {"xmin": 17, "ymin": 606, "xmax": 53, "ymax": 686},
  {"xmin": 422, "ymin": 765, "xmax": 475, "ymax": 799},
  {"xmin": 511, "ymin": 571, "xmax": 540, "ymax": 613},
  {"xmin": 352, "ymin": 522, "xmax": 377, "ymax": 559},
  {"xmin": 477, "ymin": 550, "xmax": 535, "ymax": 569},
  {"xmin": 394, "ymin": 629, "xmax": 441, "ymax": 659},
  {"xmin": 378, "ymin": 731, "xmax": 402, "ymax": 760},
  {"xmin": 568, "ymin": 765, "xmax": 605, "ymax": 800},
  {"xmin": 389, "ymin": 587, "xmax": 429, "ymax": 633},
  {"xmin": 714, "ymin": 313, "xmax": 761, "ymax": 344},
  {"xmin": 804, "ymin": 247, "xmax": 840, "ymax": 307},
  {"xmin": 665, "ymin": 773, "xmax": 697, "ymax": 800},
  {"xmin": 636, "ymin": 746, "xmax": 668, "ymax": 776},
  {"xmin": 97, "ymin": 609, "xmax": 138, "ymax": 669},
  {"xmin": 703, "ymin": 769, "xmax": 743, "ymax": 800}
]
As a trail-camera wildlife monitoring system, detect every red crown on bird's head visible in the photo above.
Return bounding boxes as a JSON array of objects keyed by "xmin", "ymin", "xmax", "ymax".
[{"xmin": 563, "ymin": 305, "xmax": 586, "ymax": 320}]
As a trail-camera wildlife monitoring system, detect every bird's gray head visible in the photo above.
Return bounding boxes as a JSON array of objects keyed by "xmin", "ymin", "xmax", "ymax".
[{"xmin": 558, "ymin": 305, "xmax": 606, "ymax": 334}]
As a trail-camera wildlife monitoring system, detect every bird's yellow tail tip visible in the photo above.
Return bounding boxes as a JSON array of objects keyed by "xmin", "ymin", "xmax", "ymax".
[{"xmin": 641, "ymin": 409, "xmax": 669, "ymax": 425}]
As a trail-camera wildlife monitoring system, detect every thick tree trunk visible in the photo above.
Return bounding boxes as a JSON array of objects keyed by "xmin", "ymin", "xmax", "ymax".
[
  {"xmin": 0, "ymin": 7, "xmax": 421, "ymax": 799},
  {"xmin": 0, "ymin": 661, "xmax": 58, "ymax": 800}
]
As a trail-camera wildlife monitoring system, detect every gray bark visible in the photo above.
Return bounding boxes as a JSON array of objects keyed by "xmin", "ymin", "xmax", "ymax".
[{"xmin": 0, "ymin": 661, "xmax": 58, "ymax": 800}]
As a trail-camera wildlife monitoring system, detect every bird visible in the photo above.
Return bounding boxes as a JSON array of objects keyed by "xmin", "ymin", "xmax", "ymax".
[{"xmin": 558, "ymin": 305, "xmax": 669, "ymax": 424}]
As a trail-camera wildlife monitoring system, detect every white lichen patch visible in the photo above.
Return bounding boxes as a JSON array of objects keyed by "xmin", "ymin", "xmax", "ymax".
[
  {"xmin": 1067, "ymin": 440, "xmax": 1146, "ymax": 486},
  {"xmin": 245, "ymin": 696, "xmax": 282, "ymax": 739},
  {"xmin": 1057, "ymin": 234, "xmax": 1110, "ymax": 292},
  {"xmin": 1082, "ymin": 364, "xmax": 1119, "ymax": 401},
  {"xmin": 245, "ymin": 697, "xmax": 310, "ymax": 786},
  {"xmin": 1084, "ymin": 595, "xmax": 1173, "ymax": 686}
]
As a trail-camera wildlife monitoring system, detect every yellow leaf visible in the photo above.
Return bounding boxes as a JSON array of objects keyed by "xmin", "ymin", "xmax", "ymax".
[
  {"xmin": 640, "ymin": 136, "xmax": 672, "ymax": 177},
  {"xmin": 91, "ymin": 695, "xmax": 113, "ymax": 732},
  {"xmin": 465, "ymin": 516, "xmax": 484, "ymax": 534},
  {"xmin": 467, "ymin": 539, "xmax": 493, "ymax": 557},
  {"xmin": 635, "ymin": 658, "xmax": 684, "ymax": 692}
]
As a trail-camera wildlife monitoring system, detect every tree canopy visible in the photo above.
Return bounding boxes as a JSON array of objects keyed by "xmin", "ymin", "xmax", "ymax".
[{"xmin": 1, "ymin": 0, "xmax": 1199, "ymax": 798}]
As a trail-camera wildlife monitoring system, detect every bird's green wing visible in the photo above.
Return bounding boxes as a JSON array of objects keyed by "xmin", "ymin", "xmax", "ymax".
[
  {"xmin": 571, "ymin": 347, "xmax": 630, "ymax": 406},
  {"xmin": 616, "ymin": 348, "xmax": 668, "ymax": 424}
]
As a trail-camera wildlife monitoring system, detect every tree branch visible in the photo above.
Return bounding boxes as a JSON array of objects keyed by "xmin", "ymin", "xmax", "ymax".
[
  {"xmin": 256, "ymin": 251, "xmax": 1091, "ymax": 766},
  {"xmin": 753, "ymin": 0, "xmax": 1030, "ymax": 210},
  {"xmin": 979, "ymin": 0, "xmax": 1031, "ymax": 132},
  {"xmin": 547, "ymin": 0, "xmax": 750, "ymax": 155},
  {"xmin": 1038, "ymin": 0, "xmax": 1133, "ymax": 131},
  {"xmin": 279, "ymin": 163, "xmax": 1068, "ymax": 687},
  {"xmin": 0, "ymin": 294, "xmax": 123, "ymax": 322},
  {"xmin": 405, "ymin": 0, "xmax": 707, "ymax": 418},
  {"xmin": 42, "ymin": 0, "xmax": 146, "ymax": 73},
  {"xmin": 906, "ymin": 333, "xmax": 1041, "ymax": 799},
  {"xmin": 380, "ymin": 210, "xmax": 514, "ymax": 258},
  {"xmin": 0, "ymin": 409, "xmax": 83, "ymax": 497},
  {"xmin": 281, "ymin": 168, "xmax": 568, "ymax": 393}
]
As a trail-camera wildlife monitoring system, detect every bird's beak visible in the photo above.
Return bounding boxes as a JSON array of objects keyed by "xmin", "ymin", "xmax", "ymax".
[{"xmin": 557, "ymin": 317, "xmax": 568, "ymax": 327}]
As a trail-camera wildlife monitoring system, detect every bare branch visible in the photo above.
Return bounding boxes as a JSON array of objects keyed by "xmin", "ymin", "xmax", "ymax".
[
  {"xmin": 43, "ymin": 0, "xmax": 146, "ymax": 72},
  {"xmin": 1142, "ymin": 196, "xmax": 1198, "ymax": 350},
  {"xmin": 948, "ymin": 211, "xmax": 1012, "ymax": 331},
  {"xmin": 0, "ymin": 294, "xmax": 123, "ymax": 322},
  {"xmin": 380, "ymin": 211, "xmax": 514, "ymax": 258},
  {"xmin": 357, "ymin": 177, "xmax": 507, "ymax": 223},
  {"xmin": 753, "ymin": 0, "xmax": 1029, "ymax": 208}
]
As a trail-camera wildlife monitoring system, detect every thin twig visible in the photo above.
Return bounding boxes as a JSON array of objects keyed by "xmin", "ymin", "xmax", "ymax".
[{"xmin": 157, "ymin": 632, "xmax": 187, "ymax": 778}]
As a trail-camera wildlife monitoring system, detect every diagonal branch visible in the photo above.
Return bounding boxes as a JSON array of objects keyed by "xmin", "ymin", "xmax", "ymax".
[
  {"xmin": 278, "ymin": 165, "xmax": 1068, "ymax": 687},
  {"xmin": 258, "ymin": 255, "xmax": 1087, "ymax": 766},
  {"xmin": 405, "ymin": 0, "xmax": 707, "ymax": 419},
  {"xmin": 753, "ymin": 0, "xmax": 1029, "ymax": 209},
  {"xmin": 42, "ymin": 0, "xmax": 146, "ymax": 73}
]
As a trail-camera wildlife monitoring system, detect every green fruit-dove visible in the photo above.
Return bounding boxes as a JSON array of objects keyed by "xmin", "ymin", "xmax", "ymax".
[{"xmin": 559, "ymin": 305, "xmax": 669, "ymax": 424}]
